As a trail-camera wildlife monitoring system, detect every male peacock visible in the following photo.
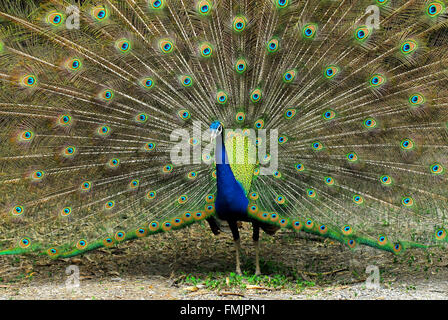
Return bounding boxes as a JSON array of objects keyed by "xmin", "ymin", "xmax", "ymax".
[{"xmin": 0, "ymin": 0, "xmax": 447, "ymax": 276}]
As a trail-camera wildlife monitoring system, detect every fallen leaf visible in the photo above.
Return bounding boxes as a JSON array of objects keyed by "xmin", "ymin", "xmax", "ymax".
[
  {"xmin": 184, "ymin": 286, "xmax": 199, "ymax": 292},
  {"xmin": 246, "ymin": 285, "xmax": 272, "ymax": 290}
]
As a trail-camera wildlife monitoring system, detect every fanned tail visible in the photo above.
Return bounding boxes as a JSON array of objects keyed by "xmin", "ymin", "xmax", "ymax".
[{"xmin": 0, "ymin": 0, "xmax": 446, "ymax": 258}]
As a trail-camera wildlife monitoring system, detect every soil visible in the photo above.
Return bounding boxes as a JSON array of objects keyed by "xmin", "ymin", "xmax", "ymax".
[{"xmin": 1, "ymin": 222, "xmax": 447, "ymax": 300}]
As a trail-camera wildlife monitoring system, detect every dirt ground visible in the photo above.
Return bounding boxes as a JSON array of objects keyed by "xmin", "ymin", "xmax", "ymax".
[{"xmin": 1, "ymin": 222, "xmax": 448, "ymax": 300}]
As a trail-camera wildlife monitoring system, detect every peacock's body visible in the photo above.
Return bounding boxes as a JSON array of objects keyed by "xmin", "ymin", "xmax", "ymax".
[{"xmin": 0, "ymin": 0, "xmax": 447, "ymax": 274}]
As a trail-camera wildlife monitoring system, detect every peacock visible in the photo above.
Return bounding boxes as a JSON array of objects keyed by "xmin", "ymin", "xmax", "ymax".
[{"xmin": 0, "ymin": 0, "xmax": 447, "ymax": 276}]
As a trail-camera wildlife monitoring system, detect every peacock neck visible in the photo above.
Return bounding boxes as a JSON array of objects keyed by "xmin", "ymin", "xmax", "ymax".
[
  {"xmin": 215, "ymin": 132, "xmax": 233, "ymax": 190},
  {"xmin": 214, "ymin": 131, "xmax": 249, "ymax": 219}
]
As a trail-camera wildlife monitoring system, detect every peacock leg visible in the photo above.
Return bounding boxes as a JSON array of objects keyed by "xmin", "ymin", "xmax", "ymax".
[
  {"xmin": 252, "ymin": 223, "xmax": 261, "ymax": 276},
  {"xmin": 234, "ymin": 239, "xmax": 242, "ymax": 276},
  {"xmin": 228, "ymin": 220, "xmax": 242, "ymax": 275}
]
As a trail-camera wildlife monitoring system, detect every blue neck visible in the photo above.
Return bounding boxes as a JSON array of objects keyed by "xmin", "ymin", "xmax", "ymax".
[{"xmin": 214, "ymin": 132, "xmax": 249, "ymax": 220}]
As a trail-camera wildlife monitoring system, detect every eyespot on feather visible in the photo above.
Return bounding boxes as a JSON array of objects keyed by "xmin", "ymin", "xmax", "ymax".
[
  {"xmin": 20, "ymin": 75, "xmax": 37, "ymax": 87},
  {"xmin": 400, "ymin": 40, "xmax": 418, "ymax": 55},
  {"xmin": 140, "ymin": 77, "xmax": 155, "ymax": 89},
  {"xmin": 197, "ymin": 0, "xmax": 212, "ymax": 15},
  {"xmin": 409, "ymin": 93, "xmax": 425, "ymax": 106},
  {"xmin": 199, "ymin": 42, "xmax": 213, "ymax": 58},
  {"xmin": 275, "ymin": 0, "xmax": 289, "ymax": 9},
  {"xmin": 302, "ymin": 23, "xmax": 317, "ymax": 39},
  {"xmin": 369, "ymin": 74, "xmax": 386, "ymax": 87},
  {"xmin": 284, "ymin": 108, "xmax": 296, "ymax": 119},
  {"xmin": 235, "ymin": 58, "xmax": 247, "ymax": 74},
  {"xmin": 149, "ymin": 0, "xmax": 165, "ymax": 10},
  {"xmin": 401, "ymin": 196, "xmax": 414, "ymax": 207},
  {"xmin": 180, "ymin": 75, "xmax": 193, "ymax": 87},
  {"xmin": 354, "ymin": 26, "xmax": 371, "ymax": 41},
  {"xmin": 324, "ymin": 65, "xmax": 339, "ymax": 79},
  {"xmin": 65, "ymin": 58, "xmax": 82, "ymax": 71},
  {"xmin": 235, "ymin": 112, "xmax": 245, "ymax": 123},
  {"xmin": 159, "ymin": 39, "xmax": 174, "ymax": 54},
  {"xmin": 322, "ymin": 110, "xmax": 336, "ymax": 120},
  {"xmin": 353, "ymin": 194, "xmax": 364, "ymax": 204},
  {"xmin": 115, "ymin": 39, "xmax": 131, "ymax": 53},
  {"xmin": 346, "ymin": 152, "xmax": 358, "ymax": 162},
  {"xmin": 267, "ymin": 38, "xmax": 279, "ymax": 53},
  {"xmin": 233, "ymin": 16, "xmax": 247, "ymax": 32},
  {"xmin": 363, "ymin": 117, "xmax": 377, "ymax": 129},
  {"xmin": 311, "ymin": 141, "xmax": 323, "ymax": 151},
  {"xmin": 216, "ymin": 91, "xmax": 228, "ymax": 104},
  {"xmin": 426, "ymin": 1, "xmax": 445, "ymax": 17},
  {"xmin": 19, "ymin": 237, "xmax": 31, "ymax": 249},
  {"xmin": 46, "ymin": 11, "xmax": 64, "ymax": 26},
  {"xmin": 282, "ymin": 69, "xmax": 296, "ymax": 83},
  {"xmin": 91, "ymin": 6, "xmax": 109, "ymax": 21},
  {"xmin": 114, "ymin": 231, "xmax": 126, "ymax": 241},
  {"xmin": 250, "ymin": 88, "xmax": 262, "ymax": 103}
]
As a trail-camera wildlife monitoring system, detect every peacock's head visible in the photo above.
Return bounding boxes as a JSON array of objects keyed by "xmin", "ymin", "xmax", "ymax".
[{"xmin": 209, "ymin": 121, "xmax": 223, "ymax": 142}]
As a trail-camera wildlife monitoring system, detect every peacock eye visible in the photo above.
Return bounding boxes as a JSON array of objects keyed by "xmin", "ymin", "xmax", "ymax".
[
  {"xmin": 426, "ymin": 1, "xmax": 445, "ymax": 17},
  {"xmin": 276, "ymin": 0, "xmax": 288, "ymax": 8},
  {"xmin": 346, "ymin": 152, "xmax": 358, "ymax": 162},
  {"xmin": 20, "ymin": 75, "xmax": 37, "ymax": 87},
  {"xmin": 283, "ymin": 69, "xmax": 296, "ymax": 83},
  {"xmin": 150, "ymin": 0, "xmax": 164, "ymax": 9},
  {"xmin": 400, "ymin": 40, "xmax": 417, "ymax": 54},
  {"xmin": 46, "ymin": 11, "xmax": 64, "ymax": 26},
  {"xmin": 302, "ymin": 24, "xmax": 317, "ymax": 39},
  {"xmin": 323, "ymin": 110, "xmax": 336, "ymax": 120},
  {"xmin": 199, "ymin": 42, "xmax": 213, "ymax": 58},
  {"xmin": 92, "ymin": 6, "xmax": 108, "ymax": 21},
  {"xmin": 250, "ymin": 89, "xmax": 262, "ymax": 103},
  {"xmin": 180, "ymin": 75, "xmax": 193, "ymax": 87},
  {"xmin": 267, "ymin": 38, "xmax": 279, "ymax": 53},
  {"xmin": 159, "ymin": 39, "xmax": 174, "ymax": 54},
  {"xmin": 430, "ymin": 163, "xmax": 444, "ymax": 174},
  {"xmin": 116, "ymin": 39, "xmax": 131, "ymax": 53},
  {"xmin": 233, "ymin": 16, "xmax": 247, "ymax": 32},
  {"xmin": 141, "ymin": 77, "xmax": 155, "ymax": 89},
  {"xmin": 324, "ymin": 66, "xmax": 339, "ymax": 79},
  {"xmin": 369, "ymin": 74, "xmax": 386, "ymax": 87}
]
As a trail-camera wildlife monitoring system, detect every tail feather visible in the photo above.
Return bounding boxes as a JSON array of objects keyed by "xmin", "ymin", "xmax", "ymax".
[{"xmin": 0, "ymin": 0, "xmax": 446, "ymax": 258}]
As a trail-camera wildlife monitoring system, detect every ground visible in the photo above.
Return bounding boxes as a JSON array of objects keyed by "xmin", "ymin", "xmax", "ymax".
[{"xmin": 1, "ymin": 222, "xmax": 448, "ymax": 300}]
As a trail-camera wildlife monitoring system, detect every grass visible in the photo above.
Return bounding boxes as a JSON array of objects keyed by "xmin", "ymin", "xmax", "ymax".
[
  {"xmin": 179, "ymin": 257, "xmax": 316, "ymax": 292},
  {"xmin": 180, "ymin": 271, "xmax": 316, "ymax": 292}
]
